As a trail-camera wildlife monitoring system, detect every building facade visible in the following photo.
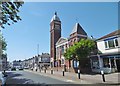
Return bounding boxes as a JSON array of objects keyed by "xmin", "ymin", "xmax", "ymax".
[
  {"xmin": 38, "ymin": 53, "xmax": 50, "ymax": 70},
  {"xmin": 90, "ymin": 29, "xmax": 120, "ymax": 73},
  {"xmin": 56, "ymin": 37, "xmax": 69, "ymax": 70}
]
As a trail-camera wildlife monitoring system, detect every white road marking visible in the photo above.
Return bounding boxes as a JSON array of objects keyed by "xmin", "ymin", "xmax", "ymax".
[{"xmin": 65, "ymin": 79, "xmax": 74, "ymax": 82}]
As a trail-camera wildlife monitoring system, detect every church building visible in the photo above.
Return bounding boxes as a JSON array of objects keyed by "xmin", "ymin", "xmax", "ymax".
[{"xmin": 50, "ymin": 12, "xmax": 90, "ymax": 73}]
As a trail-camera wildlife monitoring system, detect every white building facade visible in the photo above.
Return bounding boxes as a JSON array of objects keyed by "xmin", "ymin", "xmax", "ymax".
[{"xmin": 90, "ymin": 29, "xmax": 120, "ymax": 73}]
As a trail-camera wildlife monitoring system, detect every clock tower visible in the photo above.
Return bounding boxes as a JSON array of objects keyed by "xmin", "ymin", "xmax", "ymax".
[{"xmin": 50, "ymin": 12, "xmax": 61, "ymax": 67}]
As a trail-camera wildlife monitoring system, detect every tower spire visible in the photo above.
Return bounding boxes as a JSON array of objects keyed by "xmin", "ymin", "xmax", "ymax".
[
  {"xmin": 55, "ymin": 11, "xmax": 57, "ymax": 15},
  {"xmin": 76, "ymin": 17, "xmax": 79, "ymax": 23},
  {"xmin": 50, "ymin": 11, "xmax": 60, "ymax": 22}
]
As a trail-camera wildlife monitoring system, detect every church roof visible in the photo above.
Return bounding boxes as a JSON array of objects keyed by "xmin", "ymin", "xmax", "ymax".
[
  {"xmin": 70, "ymin": 23, "xmax": 87, "ymax": 36},
  {"xmin": 56, "ymin": 37, "xmax": 68, "ymax": 46},
  {"xmin": 51, "ymin": 12, "xmax": 60, "ymax": 22}
]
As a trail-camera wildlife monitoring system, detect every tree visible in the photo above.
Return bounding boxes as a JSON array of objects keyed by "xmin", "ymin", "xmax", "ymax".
[
  {"xmin": 0, "ymin": 0, "xmax": 24, "ymax": 28},
  {"xmin": 64, "ymin": 45, "xmax": 76, "ymax": 60},
  {"xmin": 0, "ymin": 33, "xmax": 7, "ymax": 52},
  {"xmin": 64, "ymin": 39, "xmax": 96, "ymax": 69},
  {"xmin": 75, "ymin": 39, "xmax": 96, "ymax": 60}
]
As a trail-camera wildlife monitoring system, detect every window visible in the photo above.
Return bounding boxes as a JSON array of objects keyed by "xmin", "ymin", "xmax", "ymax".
[
  {"xmin": 111, "ymin": 59, "xmax": 115, "ymax": 68},
  {"xmin": 115, "ymin": 39, "xmax": 118, "ymax": 47},
  {"xmin": 104, "ymin": 38, "xmax": 119, "ymax": 49},
  {"xmin": 91, "ymin": 58, "xmax": 99, "ymax": 69},
  {"xmin": 73, "ymin": 60, "xmax": 79, "ymax": 68},
  {"xmin": 61, "ymin": 59, "xmax": 64, "ymax": 64},
  {"xmin": 103, "ymin": 58, "xmax": 110, "ymax": 68},
  {"xmin": 73, "ymin": 60, "xmax": 77, "ymax": 68},
  {"xmin": 74, "ymin": 39, "xmax": 76, "ymax": 42},
  {"xmin": 108, "ymin": 40, "xmax": 115, "ymax": 48},
  {"xmin": 61, "ymin": 46, "xmax": 64, "ymax": 54},
  {"xmin": 105, "ymin": 41, "xmax": 108, "ymax": 48}
]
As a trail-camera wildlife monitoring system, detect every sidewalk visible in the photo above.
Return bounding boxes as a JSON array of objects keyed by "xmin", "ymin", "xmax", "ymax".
[{"xmin": 24, "ymin": 69, "xmax": 119, "ymax": 85}]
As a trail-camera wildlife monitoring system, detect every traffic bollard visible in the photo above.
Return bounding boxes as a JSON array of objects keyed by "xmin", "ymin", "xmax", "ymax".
[
  {"xmin": 101, "ymin": 70, "xmax": 105, "ymax": 82},
  {"xmin": 78, "ymin": 69, "xmax": 80, "ymax": 79},
  {"xmin": 44, "ymin": 69, "xmax": 46, "ymax": 73},
  {"xmin": 51, "ymin": 69, "xmax": 53, "ymax": 74},
  {"xmin": 62, "ymin": 70, "xmax": 65, "ymax": 76}
]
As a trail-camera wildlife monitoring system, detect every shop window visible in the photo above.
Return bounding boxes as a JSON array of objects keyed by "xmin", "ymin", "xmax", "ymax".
[
  {"xmin": 111, "ymin": 59, "xmax": 115, "ymax": 68},
  {"xmin": 103, "ymin": 58, "xmax": 110, "ymax": 68},
  {"xmin": 92, "ymin": 60, "xmax": 99, "ymax": 69}
]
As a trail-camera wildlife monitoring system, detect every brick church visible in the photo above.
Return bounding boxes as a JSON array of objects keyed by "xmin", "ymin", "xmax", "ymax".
[{"xmin": 50, "ymin": 12, "xmax": 90, "ymax": 73}]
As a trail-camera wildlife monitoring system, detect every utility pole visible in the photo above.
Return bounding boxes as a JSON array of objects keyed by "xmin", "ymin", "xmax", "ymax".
[
  {"xmin": 37, "ymin": 44, "xmax": 39, "ymax": 72},
  {"xmin": 37, "ymin": 44, "xmax": 39, "ymax": 55}
]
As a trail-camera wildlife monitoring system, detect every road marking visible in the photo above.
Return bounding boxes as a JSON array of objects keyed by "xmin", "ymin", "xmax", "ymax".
[{"xmin": 65, "ymin": 79, "xmax": 74, "ymax": 82}]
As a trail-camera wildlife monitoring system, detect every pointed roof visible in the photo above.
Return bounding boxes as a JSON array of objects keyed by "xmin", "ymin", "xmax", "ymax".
[
  {"xmin": 56, "ymin": 37, "xmax": 68, "ymax": 46},
  {"xmin": 51, "ymin": 12, "xmax": 60, "ymax": 22},
  {"xmin": 70, "ymin": 23, "xmax": 87, "ymax": 36}
]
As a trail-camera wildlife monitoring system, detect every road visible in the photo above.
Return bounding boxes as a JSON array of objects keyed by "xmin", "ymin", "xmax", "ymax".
[{"xmin": 6, "ymin": 70, "xmax": 75, "ymax": 85}]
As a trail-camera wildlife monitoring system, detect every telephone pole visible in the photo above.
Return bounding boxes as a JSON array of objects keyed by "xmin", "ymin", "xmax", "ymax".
[{"xmin": 37, "ymin": 44, "xmax": 39, "ymax": 55}]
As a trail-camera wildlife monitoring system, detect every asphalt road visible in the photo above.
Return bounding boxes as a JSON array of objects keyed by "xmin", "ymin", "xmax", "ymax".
[{"xmin": 6, "ymin": 70, "xmax": 74, "ymax": 85}]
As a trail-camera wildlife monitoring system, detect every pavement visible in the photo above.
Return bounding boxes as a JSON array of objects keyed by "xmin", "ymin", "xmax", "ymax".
[
  {"xmin": 25, "ymin": 69, "xmax": 120, "ymax": 85},
  {"xmin": 6, "ymin": 70, "xmax": 72, "ymax": 85}
]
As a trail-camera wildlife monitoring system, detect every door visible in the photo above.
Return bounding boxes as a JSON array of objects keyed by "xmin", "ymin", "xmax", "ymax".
[{"xmin": 116, "ymin": 59, "xmax": 120, "ymax": 72}]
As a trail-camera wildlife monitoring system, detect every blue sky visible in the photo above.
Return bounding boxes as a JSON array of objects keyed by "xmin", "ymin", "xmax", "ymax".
[{"xmin": 2, "ymin": 2, "xmax": 118, "ymax": 62}]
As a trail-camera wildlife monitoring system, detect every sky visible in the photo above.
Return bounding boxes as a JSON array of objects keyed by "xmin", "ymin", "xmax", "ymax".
[{"xmin": 1, "ymin": 2, "xmax": 118, "ymax": 62}]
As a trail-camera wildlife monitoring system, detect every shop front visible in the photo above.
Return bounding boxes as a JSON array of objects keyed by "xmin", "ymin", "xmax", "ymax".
[{"xmin": 90, "ymin": 53, "xmax": 120, "ymax": 73}]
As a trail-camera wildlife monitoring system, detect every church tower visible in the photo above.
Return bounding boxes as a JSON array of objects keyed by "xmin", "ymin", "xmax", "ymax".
[{"xmin": 50, "ymin": 12, "xmax": 61, "ymax": 67}]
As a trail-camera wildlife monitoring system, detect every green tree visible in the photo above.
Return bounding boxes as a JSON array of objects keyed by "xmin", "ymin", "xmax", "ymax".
[
  {"xmin": 75, "ymin": 39, "xmax": 96, "ymax": 60},
  {"xmin": 0, "ymin": 0, "xmax": 24, "ymax": 28},
  {"xmin": 64, "ymin": 39, "xmax": 96, "ymax": 69},
  {"xmin": 0, "ymin": 33, "xmax": 7, "ymax": 52},
  {"xmin": 64, "ymin": 45, "xmax": 76, "ymax": 60}
]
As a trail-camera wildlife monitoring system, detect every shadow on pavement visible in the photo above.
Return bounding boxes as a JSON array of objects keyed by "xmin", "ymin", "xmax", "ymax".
[
  {"xmin": 5, "ymin": 71, "xmax": 51, "ymax": 86},
  {"xmin": 6, "ymin": 71, "xmax": 23, "ymax": 78}
]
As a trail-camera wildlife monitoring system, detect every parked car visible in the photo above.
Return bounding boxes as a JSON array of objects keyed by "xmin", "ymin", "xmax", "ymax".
[
  {"xmin": 19, "ymin": 67, "xmax": 23, "ymax": 70},
  {"xmin": 11, "ymin": 67, "xmax": 16, "ymax": 71},
  {"xmin": 24, "ymin": 67, "xmax": 29, "ymax": 69}
]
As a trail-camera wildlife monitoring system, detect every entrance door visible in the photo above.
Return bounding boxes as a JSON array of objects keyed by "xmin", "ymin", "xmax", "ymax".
[{"xmin": 116, "ymin": 59, "xmax": 120, "ymax": 72}]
